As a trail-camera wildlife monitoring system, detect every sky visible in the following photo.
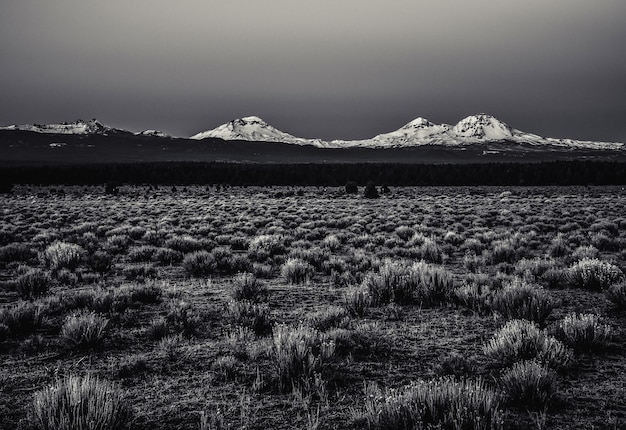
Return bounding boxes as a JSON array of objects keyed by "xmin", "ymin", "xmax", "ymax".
[{"xmin": 1, "ymin": 0, "xmax": 625, "ymax": 142}]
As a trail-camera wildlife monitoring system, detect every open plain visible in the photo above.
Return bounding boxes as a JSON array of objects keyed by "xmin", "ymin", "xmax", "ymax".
[{"xmin": 1, "ymin": 185, "xmax": 625, "ymax": 429}]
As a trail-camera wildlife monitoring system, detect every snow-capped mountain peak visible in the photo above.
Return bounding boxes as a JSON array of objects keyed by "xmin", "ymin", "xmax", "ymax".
[
  {"xmin": 135, "ymin": 129, "xmax": 169, "ymax": 138},
  {"xmin": 190, "ymin": 116, "xmax": 324, "ymax": 146},
  {"xmin": 0, "ymin": 118, "xmax": 123, "ymax": 135},
  {"xmin": 402, "ymin": 117, "xmax": 436, "ymax": 129},
  {"xmin": 452, "ymin": 114, "xmax": 513, "ymax": 140}
]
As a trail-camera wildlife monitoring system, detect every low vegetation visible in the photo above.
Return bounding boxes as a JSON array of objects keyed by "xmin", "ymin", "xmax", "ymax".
[{"xmin": 0, "ymin": 185, "xmax": 624, "ymax": 429}]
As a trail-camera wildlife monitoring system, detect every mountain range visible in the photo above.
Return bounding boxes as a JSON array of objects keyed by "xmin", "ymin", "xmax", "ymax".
[{"xmin": 2, "ymin": 114, "xmax": 623, "ymax": 151}]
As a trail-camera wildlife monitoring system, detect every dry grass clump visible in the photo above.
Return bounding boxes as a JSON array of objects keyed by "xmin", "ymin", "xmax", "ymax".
[
  {"xmin": 230, "ymin": 273, "xmax": 268, "ymax": 303},
  {"xmin": 0, "ymin": 301, "xmax": 42, "ymax": 338},
  {"xmin": 491, "ymin": 278, "xmax": 553, "ymax": 325},
  {"xmin": 305, "ymin": 305, "xmax": 350, "ymax": 332},
  {"xmin": 40, "ymin": 241, "xmax": 85, "ymax": 271},
  {"xmin": 344, "ymin": 286, "xmax": 372, "ymax": 317},
  {"xmin": 60, "ymin": 310, "xmax": 109, "ymax": 351},
  {"xmin": 281, "ymin": 258, "xmax": 315, "ymax": 284},
  {"xmin": 605, "ymin": 281, "xmax": 626, "ymax": 310},
  {"xmin": 567, "ymin": 258, "xmax": 624, "ymax": 290},
  {"xmin": 15, "ymin": 268, "xmax": 50, "ymax": 300},
  {"xmin": 165, "ymin": 300, "xmax": 203, "ymax": 337},
  {"xmin": 555, "ymin": 313, "xmax": 612, "ymax": 352},
  {"xmin": 272, "ymin": 323, "xmax": 335, "ymax": 392},
  {"xmin": 225, "ymin": 300, "xmax": 273, "ymax": 336},
  {"xmin": 248, "ymin": 234, "xmax": 287, "ymax": 261},
  {"xmin": 358, "ymin": 377, "xmax": 502, "ymax": 430},
  {"xmin": 362, "ymin": 260, "xmax": 454, "ymax": 306},
  {"xmin": 483, "ymin": 319, "xmax": 572, "ymax": 370},
  {"xmin": 453, "ymin": 281, "xmax": 493, "ymax": 315},
  {"xmin": 29, "ymin": 374, "xmax": 132, "ymax": 430},
  {"xmin": 500, "ymin": 360, "xmax": 558, "ymax": 410},
  {"xmin": 182, "ymin": 250, "xmax": 216, "ymax": 277},
  {"xmin": 0, "ymin": 242, "xmax": 37, "ymax": 264}
]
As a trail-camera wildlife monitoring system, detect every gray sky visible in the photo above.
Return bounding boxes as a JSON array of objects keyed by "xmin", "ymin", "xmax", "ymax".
[{"xmin": 1, "ymin": 0, "xmax": 625, "ymax": 141}]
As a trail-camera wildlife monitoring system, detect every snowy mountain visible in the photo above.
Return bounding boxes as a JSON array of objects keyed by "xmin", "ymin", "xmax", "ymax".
[
  {"xmin": 135, "ymin": 129, "xmax": 169, "ymax": 138},
  {"xmin": 190, "ymin": 116, "xmax": 325, "ymax": 146},
  {"xmin": 0, "ymin": 119, "xmax": 127, "ymax": 135},
  {"xmin": 192, "ymin": 114, "xmax": 624, "ymax": 151}
]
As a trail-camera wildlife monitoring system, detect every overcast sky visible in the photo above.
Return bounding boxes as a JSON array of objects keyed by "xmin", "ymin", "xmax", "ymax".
[{"xmin": 1, "ymin": 0, "xmax": 625, "ymax": 141}]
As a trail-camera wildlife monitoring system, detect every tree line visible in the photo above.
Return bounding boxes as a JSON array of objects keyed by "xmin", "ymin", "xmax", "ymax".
[{"xmin": 1, "ymin": 161, "xmax": 625, "ymax": 188}]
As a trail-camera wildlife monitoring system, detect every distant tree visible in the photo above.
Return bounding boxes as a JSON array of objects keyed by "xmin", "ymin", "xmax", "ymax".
[
  {"xmin": 363, "ymin": 181, "xmax": 379, "ymax": 199},
  {"xmin": 345, "ymin": 181, "xmax": 358, "ymax": 194}
]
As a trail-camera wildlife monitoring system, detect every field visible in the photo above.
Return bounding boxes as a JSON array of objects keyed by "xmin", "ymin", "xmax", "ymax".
[{"xmin": 1, "ymin": 185, "xmax": 625, "ymax": 429}]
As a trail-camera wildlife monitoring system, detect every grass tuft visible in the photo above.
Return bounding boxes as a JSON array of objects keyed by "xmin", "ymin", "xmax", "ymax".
[{"xmin": 29, "ymin": 374, "xmax": 132, "ymax": 430}]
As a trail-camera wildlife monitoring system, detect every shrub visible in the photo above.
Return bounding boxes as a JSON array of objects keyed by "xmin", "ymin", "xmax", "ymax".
[
  {"xmin": 211, "ymin": 355, "xmax": 240, "ymax": 381},
  {"xmin": 153, "ymin": 247, "xmax": 183, "ymax": 265},
  {"xmin": 571, "ymin": 245, "xmax": 599, "ymax": 261},
  {"xmin": 548, "ymin": 234, "xmax": 570, "ymax": 258},
  {"xmin": 491, "ymin": 278, "xmax": 553, "ymax": 325},
  {"xmin": 248, "ymin": 234, "xmax": 286, "ymax": 261},
  {"xmin": 436, "ymin": 351, "xmax": 476, "ymax": 377},
  {"xmin": 409, "ymin": 261, "xmax": 454, "ymax": 304},
  {"xmin": 182, "ymin": 250, "xmax": 216, "ymax": 277},
  {"xmin": 483, "ymin": 319, "xmax": 572, "ymax": 370},
  {"xmin": 29, "ymin": 374, "xmax": 132, "ymax": 430},
  {"xmin": 363, "ymin": 182, "xmax": 379, "ymax": 199},
  {"xmin": 362, "ymin": 260, "xmax": 454, "ymax": 306},
  {"xmin": 281, "ymin": 258, "xmax": 315, "ymax": 284},
  {"xmin": 359, "ymin": 377, "xmax": 502, "ymax": 430},
  {"xmin": 225, "ymin": 300, "xmax": 273, "ymax": 336},
  {"xmin": 60, "ymin": 310, "xmax": 109, "ymax": 351},
  {"xmin": 344, "ymin": 286, "xmax": 372, "ymax": 317},
  {"xmin": 165, "ymin": 235, "xmax": 205, "ymax": 253},
  {"xmin": 305, "ymin": 306, "xmax": 350, "ymax": 332},
  {"xmin": 567, "ymin": 258, "xmax": 624, "ymax": 290},
  {"xmin": 0, "ymin": 301, "xmax": 42, "ymax": 337},
  {"xmin": 272, "ymin": 323, "xmax": 335, "ymax": 392},
  {"xmin": 500, "ymin": 360, "xmax": 558, "ymax": 410},
  {"xmin": 453, "ymin": 282, "xmax": 493, "ymax": 315},
  {"xmin": 116, "ymin": 281, "xmax": 163, "ymax": 305},
  {"xmin": 15, "ymin": 268, "xmax": 50, "ymax": 300},
  {"xmin": 514, "ymin": 257, "xmax": 555, "ymax": 282},
  {"xmin": 86, "ymin": 251, "xmax": 114, "ymax": 275},
  {"xmin": 328, "ymin": 322, "xmax": 391, "ymax": 357},
  {"xmin": 322, "ymin": 234, "xmax": 342, "ymax": 251},
  {"xmin": 489, "ymin": 240, "xmax": 517, "ymax": 264},
  {"xmin": 166, "ymin": 300, "xmax": 203, "ymax": 337},
  {"xmin": 223, "ymin": 325, "xmax": 257, "ymax": 359},
  {"xmin": 212, "ymin": 247, "xmax": 250, "ymax": 274},
  {"xmin": 231, "ymin": 273, "xmax": 268, "ymax": 302},
  {"xmin": 555, "ymin": 313, "xmax": 612, "ymax": 352},
  {"xmin": 0, "ymin": 242, "xmax": 37, "ymax": 263},
  {"xmin": 540, "ymin": 268, "xmax": 568, "ymax": 289},
  {"xmin": 463, "ymin": 252, "xmax": 485, "ymax": 273},
  {"xmin": 606, "ymin": 282, "xmax": 626, "ymax": 309},
  {"xmin": 105, "ymin": 234, "xmax": 131, "ymax": 254},
  {"xmin": 345, "ymin": 181, "xmax": 358, "ymax": 194},
  {"xmin": 123, "ymin": 264, "xmax": 157, "ymax": 281},
  {"xmin": 146, "ymin": 317, "xmax": 169, "ymax": 341},
  {"xmin": 41, "ymin": 242, "xmax": 85, "ymax": 271}
]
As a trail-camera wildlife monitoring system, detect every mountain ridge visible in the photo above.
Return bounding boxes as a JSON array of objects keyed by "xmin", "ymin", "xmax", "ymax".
[
  {"xmin": 191, "ymin": 114, "xmax": 624, "ymax": 151},
  {"xmin": 2, "ymin": 114, "xmax": 623, "ymax": 151}
]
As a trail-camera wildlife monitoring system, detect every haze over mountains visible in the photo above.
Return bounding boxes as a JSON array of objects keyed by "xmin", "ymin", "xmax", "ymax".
[{"xmin": 3, "ymin": 114, "xmax": 621, "ymax": 151}]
